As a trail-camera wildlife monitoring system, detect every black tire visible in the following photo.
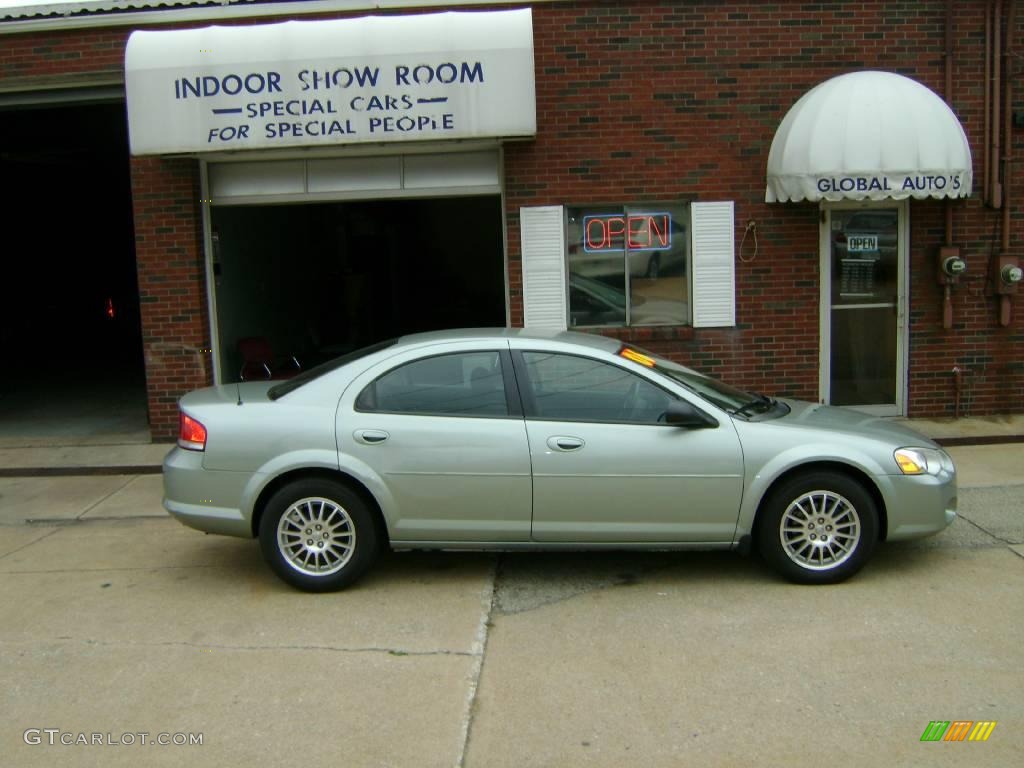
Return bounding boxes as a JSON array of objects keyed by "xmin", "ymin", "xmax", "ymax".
[
  {"xmin": 258, "ymin": 478, "xmax": 378, "ymax": 592},
  {"xmin": 756, "ymin": 471, "xmax": 878, "ymax": 584}
]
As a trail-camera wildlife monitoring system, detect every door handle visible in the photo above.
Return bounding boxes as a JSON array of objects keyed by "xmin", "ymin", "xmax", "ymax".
[
  {"xmin": 354, "ymin": 429, "xmax": 389, "ymax": 445},
  {"xmin": 547, "ymin": 436, "xmax": 584, "ymax": 452}
]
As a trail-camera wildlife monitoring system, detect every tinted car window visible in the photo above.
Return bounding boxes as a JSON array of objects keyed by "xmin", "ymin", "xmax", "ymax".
[
  {"xmin": 520, "ymin": 352, "xmax": 674, "ymax": 423},
  {"xmin": 268, "ymin": 338, "xmax": 398, "ymax": 400},
  {"xmin": 356, "ymin": 351, "xmax": 508, "ymax": 417}
]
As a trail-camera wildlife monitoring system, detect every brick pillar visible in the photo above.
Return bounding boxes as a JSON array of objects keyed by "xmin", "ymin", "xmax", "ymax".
[{"xmin": 130, "ymin": 155, "xmax": 212, "ymax": 441}]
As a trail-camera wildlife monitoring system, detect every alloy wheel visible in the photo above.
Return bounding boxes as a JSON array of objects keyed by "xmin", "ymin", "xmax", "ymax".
[
  {"xmin": 779, "ymin": 490, "xmax": 861, "ymax": 571},
  {"xmin": 276, "ymin": 496, "xmax": 356, "ymax": 576}
]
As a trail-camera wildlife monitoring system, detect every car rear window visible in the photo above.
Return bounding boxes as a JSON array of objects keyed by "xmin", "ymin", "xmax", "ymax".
[{"xmin": 267, "ymin": 338, "xmax": 398, "ymax": 400}]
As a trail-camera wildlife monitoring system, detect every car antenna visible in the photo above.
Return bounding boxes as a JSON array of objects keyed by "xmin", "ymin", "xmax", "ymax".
[{"xmin": 236, "ymin": 383, "xmax": 243, "ymax": 406}]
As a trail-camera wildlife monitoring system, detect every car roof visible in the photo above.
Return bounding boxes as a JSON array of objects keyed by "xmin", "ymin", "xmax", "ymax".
[{"xmin": 392, "ymin": 327, "xmax": 623, "ymax": 354}]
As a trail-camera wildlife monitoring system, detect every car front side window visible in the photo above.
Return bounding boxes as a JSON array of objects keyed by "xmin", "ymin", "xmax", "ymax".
[
  {"xmin": 518, "ymin": 351, "xmax": 675, "ymax": 424},
  {"xmin": 356, "ymin": 351, "xmax": 509, "ymax": 417}
]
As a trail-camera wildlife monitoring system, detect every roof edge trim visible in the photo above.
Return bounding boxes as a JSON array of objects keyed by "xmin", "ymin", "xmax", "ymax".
[{"xmin": 0, "ymin": 0, "xmax": 546, "ymax": 35}]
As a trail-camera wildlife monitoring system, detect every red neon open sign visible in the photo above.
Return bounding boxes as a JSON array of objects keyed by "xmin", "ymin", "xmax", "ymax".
[{"xmin": 583, "ymin": 213, "xmax": 672, "ymax": 253}]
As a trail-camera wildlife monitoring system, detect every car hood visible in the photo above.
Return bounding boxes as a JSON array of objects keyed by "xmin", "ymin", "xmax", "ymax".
[{"xmin": 766, "ymin": 399, "xmax": 940, "ymax": 448}]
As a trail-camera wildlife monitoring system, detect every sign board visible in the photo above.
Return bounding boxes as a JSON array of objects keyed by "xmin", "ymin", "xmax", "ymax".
[
  {"xmin": 583, "ymin": 213, "xmax": 673, "ymax": 253},
  {"xmin": 815, "ymin": 174, "xmax": 966, "ymax": 197},
  {"xmin": 846, "ymin": 234, "xmax": 878, "ymax": 252},
  {"xmin": 840, "ymin": 258, "xmax": 877, "ymax": 298},
  {"xmin": 125, "ymin": 10, "xmax": 536, "ymax": 155}
]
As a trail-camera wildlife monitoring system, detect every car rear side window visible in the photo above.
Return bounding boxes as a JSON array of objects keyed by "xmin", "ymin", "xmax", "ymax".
[
  {"xmin": 356, "ymin": 351, "xmax": 509, "ymax": 417},
  {"xmin": 268, "ymin": 338, "xmax": 398, "ymax": 400}
]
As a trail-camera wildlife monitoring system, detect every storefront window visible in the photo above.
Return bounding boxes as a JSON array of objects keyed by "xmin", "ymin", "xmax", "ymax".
[{"xmin": 566, "ymin": 203, "xmax": 689, "ymax": 327}]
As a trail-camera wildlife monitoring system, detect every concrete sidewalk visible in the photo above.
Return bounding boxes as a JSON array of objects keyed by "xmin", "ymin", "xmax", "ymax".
[
  {"xmin": 0, "ymin": 442, "xmax": 172, "ymax": 475},
  {"xmin": 1, "ymin": 446, "xmax": 1020, "ymax": 768}
]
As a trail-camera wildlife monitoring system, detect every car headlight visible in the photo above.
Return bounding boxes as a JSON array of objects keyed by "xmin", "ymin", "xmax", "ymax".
[{"xmin": 894, "ymin": 447, "xmax": 953, "ymax": 476}]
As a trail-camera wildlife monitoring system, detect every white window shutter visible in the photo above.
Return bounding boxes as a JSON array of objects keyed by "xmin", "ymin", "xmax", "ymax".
[
  {"xmin": 520, "ymin": 205, "xmax": 568, "ymax": 331},
  {"xmin": 691, "ymin": 201, "xmax": 736, "ymax": 327}
]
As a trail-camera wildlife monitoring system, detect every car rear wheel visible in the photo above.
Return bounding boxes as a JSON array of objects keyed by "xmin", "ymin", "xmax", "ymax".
[
  {"xmin": 258, "ymin": 479, "xmax": 378, "ymax": 592},
  {"xmin": 757, "ymin": 471, "xmax": 878, "ymax": 584}
]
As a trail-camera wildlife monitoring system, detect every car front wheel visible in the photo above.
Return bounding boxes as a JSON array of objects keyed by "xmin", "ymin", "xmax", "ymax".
[
  {"xmin": 757, "ymin": 471, "xmax": 878, "ymax": 584},
  {"xmin": 258, "ymin": 479, "xmax": 378, "ymax": 592}
]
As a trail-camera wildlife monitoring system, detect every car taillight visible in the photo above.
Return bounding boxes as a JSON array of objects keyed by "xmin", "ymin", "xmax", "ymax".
[{"xmin": 178, "ymin": 412, "xmax": 207, "ymax": 451}]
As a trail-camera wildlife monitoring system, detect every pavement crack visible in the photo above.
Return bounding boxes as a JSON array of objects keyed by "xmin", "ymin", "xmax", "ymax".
[
  {"xmin": 75, "ymin": 475, "xmax": 137, "ymax": 521},
  {"xmin": 0, "ymin": 528, "xmax": 61, "ymax": 562},
  {"xmin": 21, "ymin": 515, "xmax": 168, "ymax": 527},
  {"xmin": 455, "ymin": 554, "xmax": 499, "ymax": 768},
  {"xmin": 1, "ymin": 565, "xmax": 226, "ymax": 574},
  {"xmin": 21, "ymin": 637, "xmax": 475, "ymax": 657},
  {"xmin": 955, "ymin": 512, "xmax": 1018, "ymax": 546}
]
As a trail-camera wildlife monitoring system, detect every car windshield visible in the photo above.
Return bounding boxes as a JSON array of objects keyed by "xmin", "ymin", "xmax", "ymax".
[
  {"xmin": 267, "ymin": 338, "xmax": 398, "ymax": 400},
  {"xmin": 618, "ymin": 344, "xmax": 760, "ymax": 412}
]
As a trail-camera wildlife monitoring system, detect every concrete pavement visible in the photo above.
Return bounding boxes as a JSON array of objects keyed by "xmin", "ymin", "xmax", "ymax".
[{"xmin": 0, "ymin": 432, "xmax": 1021, "ymax": 767}]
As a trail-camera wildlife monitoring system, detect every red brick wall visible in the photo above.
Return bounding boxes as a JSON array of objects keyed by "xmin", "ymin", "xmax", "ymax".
[
  {"xmin": 507, "ymin": 0, "xmax": 1024, "ymax": 417},
  {"xmin": 0, "ymin": 26, "xmax": 124, "ymax": 78},
  {"xmin": 2, "ymin": 0, "xmax": 1022, "ymax": 438},
  {"xmin": 130, "ymin": 156, "xmax": 211, "ymax": 438}
]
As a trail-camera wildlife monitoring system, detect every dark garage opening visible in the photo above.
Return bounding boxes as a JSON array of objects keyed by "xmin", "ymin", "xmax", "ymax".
[
  {"xmin": 0, "ymin": 102, "xmax": 147, "ymax": 442},
  {"xmin": 211, "ymin": 196, "xmax": 506, "ymax": 382}
]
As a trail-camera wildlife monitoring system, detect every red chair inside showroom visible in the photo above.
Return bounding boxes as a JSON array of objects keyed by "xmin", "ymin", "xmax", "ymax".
[{"xmin": 237, "ymin": 336, "xmax": 301, "ymax": 381}]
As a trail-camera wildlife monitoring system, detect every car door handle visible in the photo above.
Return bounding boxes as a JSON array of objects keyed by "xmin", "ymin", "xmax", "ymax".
[
  {"xmin": 547, "ymin": 436, "xmax": 584, "ymax": 452},
  {"xmin": 354, "ymin": 429, "xmax": 389, "ymax": 445}
]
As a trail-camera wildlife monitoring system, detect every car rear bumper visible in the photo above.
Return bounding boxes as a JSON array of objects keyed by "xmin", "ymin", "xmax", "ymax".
[{"xmin": 162, "ymin": 447, "xmax": 253, "ymax": 538}]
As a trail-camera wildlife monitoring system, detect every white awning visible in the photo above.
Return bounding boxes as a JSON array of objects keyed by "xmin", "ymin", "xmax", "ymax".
[
  {"xmin": 766, "ymin": 71, "xmax": 972, "ymax": 203},
  {"xmin": 124, "ymin": 9, "xmax": 535, "ymax": 155}
]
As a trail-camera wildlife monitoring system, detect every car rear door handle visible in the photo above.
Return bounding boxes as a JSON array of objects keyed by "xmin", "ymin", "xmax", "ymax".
[
  {"xmin": 354, "ymin": 429, "xmax": 389, "ymax": 445},
  {"xmin": 547, "ymin": 436, "xmax": 584, "ymax": 452}
]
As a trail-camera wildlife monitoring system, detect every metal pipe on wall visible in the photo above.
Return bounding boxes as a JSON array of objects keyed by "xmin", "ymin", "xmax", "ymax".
[
  {"xmin": 945, "ymin": 0, "xmax": 954, "ymax": 246},
  {"xmin": 985, "ymin": 0, "xmax": 992, "ymax": 204},
  {"xmin": 1000, "ymin": 0, "xmax": 1017, "ymax": 325},
  {"xmin": 1002, "ymin": 0, "xmax": 1016, "ymax": 253},
  {"xmin": 942, "ymin": 0, "xmax": 958, "ymax": 331},
  {"xmin": 993, "ymin": 0, "xmax": 1003, "ymax": 208}
]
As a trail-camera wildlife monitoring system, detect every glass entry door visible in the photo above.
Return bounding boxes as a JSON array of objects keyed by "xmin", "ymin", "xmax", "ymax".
[{"xmin": 820, "ymin": 204, "xmax": 907, "ymax": 415}]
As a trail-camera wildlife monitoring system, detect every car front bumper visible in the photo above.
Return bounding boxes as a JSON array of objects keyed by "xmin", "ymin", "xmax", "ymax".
[{"xmin": 881, "ymin": 470, "xmax": 957, "ymax": 541}]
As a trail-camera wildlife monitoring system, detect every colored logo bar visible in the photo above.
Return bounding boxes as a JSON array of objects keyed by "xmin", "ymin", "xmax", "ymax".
[{"xmin": 920, "ymin": 721, "xmax": 997, "ymax": 742}]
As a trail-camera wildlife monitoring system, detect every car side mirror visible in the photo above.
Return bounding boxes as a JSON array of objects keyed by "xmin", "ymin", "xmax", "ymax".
[{"xmin": 662, "ymin": 400, "xmax": 718, "ymax": 428}]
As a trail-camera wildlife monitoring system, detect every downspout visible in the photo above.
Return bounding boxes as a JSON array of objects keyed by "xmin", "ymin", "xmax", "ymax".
[
  {"xmin": 942, "ymin": 0, "xmax": 956, "ymax": 329},
  {"xmin": 1000, "ymin": 0, "xmax": 1017, "ymax": 326},
  {"xmin": 985, "ymin": 0, "xmax": 992, "ymax": 204},
  {"xmin": 945, "ymin": 0, "xmax": 954, "ymax": 247},
  {"xmin": 993, "ymin": 0, "xmax": 1003, "ymax": 208}
]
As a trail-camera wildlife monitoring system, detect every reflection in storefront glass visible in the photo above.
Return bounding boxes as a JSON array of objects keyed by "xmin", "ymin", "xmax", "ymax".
[
  {"xmin": 829, "ymin": 208, "xmax": 899, "ymax": 406},
  {"xmin": 566, "ymin": 204, "xmax": 689, "ymax": 327}
]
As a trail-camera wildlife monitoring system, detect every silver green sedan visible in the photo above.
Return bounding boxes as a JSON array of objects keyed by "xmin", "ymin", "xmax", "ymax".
[{"xmin": 163, "ymin": 329, "xmax": 956, "ymax": 591}]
